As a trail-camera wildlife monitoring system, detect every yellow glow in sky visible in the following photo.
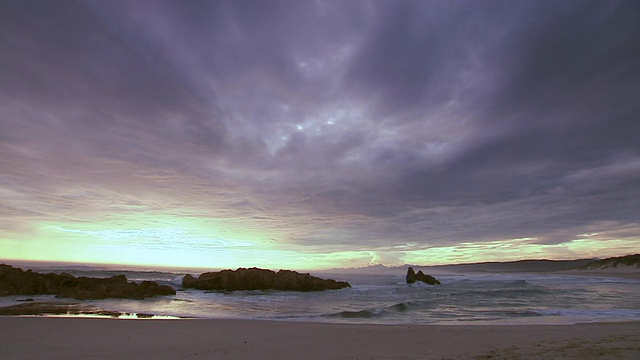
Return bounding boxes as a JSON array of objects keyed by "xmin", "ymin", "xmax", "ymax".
[
  {"xmin": 2, "ymin": 210, "xmax": 638, "ymax": 270},
  {"xmin": 0, "ymin": 212, "xmax": 375, "ymax": 270}
]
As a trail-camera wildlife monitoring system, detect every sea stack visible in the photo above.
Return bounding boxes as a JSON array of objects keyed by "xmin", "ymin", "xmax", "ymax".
[{"xmin": 406, "ymin": 267, "xmax": 440, "ymax": 285}]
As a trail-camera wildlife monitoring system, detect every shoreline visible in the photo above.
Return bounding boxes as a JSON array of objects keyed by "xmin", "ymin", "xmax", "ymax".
[
  {"xmin": 2, "ymin": 301, "xmax": 639, "ymax": 325},
  {"xmin": 1, "ymin": 317, "xmax": 639, "ymax": 359}
]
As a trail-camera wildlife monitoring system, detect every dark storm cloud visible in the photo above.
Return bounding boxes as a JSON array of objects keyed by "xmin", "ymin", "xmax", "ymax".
[
  {"xmin": 330, "ymin": 1, "xmax": 640, "ymax": 239},
  {"xmin": 345, "ymin": 1, "xmax": 485, "ymax": 116},
  {"xmin": 1, "ymin": 0, "xmax": 639, "ymax": 258}
]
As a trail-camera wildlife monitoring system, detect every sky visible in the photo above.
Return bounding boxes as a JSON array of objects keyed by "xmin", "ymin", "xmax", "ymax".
[{"xmin": 1, "ymin": 0, "xmax": 639, "ymax": 270}]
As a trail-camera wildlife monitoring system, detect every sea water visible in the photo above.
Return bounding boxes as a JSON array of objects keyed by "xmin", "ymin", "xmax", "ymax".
[{"xmin": 2, "ymin": 263, "xmax": 640, "ymax": 325}]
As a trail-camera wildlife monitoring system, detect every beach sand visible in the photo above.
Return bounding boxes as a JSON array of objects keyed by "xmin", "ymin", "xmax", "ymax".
[{"xmin": 1, "ymin": 318, "xmax": 639, "ymax": 359}]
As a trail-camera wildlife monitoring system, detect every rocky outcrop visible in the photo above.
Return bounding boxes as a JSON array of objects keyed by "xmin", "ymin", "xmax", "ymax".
[
  {"xmin": 0, "ymin": 264, "xmax": 176, "ymax": 300},
  {"xmin": 406, "ymin": 267, "xmax": 441, "ymax": 285},
  {"xmin": 0, "ymin": 301, "xmax": 161, "ymax": 317},
  {"xmin": 183, "ymin": 267, "xmax": 351, "ymax": 291},
  {"xmin": 0, "ymin": 302, "xmax": 122, "ymax": 316},
  {"xmin": 182, "ymin": 274, "xmax": 197, "ymax": 288}
]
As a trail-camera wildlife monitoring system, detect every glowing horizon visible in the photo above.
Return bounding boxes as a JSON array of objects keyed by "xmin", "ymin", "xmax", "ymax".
[{"xmin": 2, "ymin": 211, "xmax": 638, "ymax": 270}]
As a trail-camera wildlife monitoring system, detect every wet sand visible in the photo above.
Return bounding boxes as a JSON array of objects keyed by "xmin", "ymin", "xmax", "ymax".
[{"xmin": 1, "ymin": 317, "xmax": 639, "ymax": 359}]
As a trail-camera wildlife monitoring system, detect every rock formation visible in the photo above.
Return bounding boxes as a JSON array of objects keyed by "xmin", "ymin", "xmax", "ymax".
[
  {"xmin": 0, "ymin": 264, "xmax": 176, "ymax": 300},
  {"xmin": 183, "ymin": 267, "xmax": 351, "ymax": 291},
  {"xmin": 182, "ymin": 274, "xmax": 197, "ymax": 288},
  {"xmin": 406, "ymin": 267, "xmax": 441, "ymax": 285},
  {"xmin": 0, "ymin": 302, "xmax": 122, "ymax": 317}
]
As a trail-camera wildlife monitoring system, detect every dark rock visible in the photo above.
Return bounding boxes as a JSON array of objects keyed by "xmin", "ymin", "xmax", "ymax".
[
  {"xmin": 0, "ymin": 264, "xmax": 176, "ymax": 300},
  {"xmin": 406, "ymin": 267, "xmax": 417, "ymax": 284},
  {"xmin": 415, "ymin": 270, "xmax": 441, "ymax": 285},
  {"xmin": 406, "ymin": 267, "xmax": 440, "ymax": 285},
  {"xmin": 0, "ymin": 301, "xmax": 123, "ymax": 317},
  {"xmin": 140, "ymin": 280, "xmax": 176, "ymax": 296},
  {"xmin": 184, "ymin": 267, "xmax": 351, "ymax": 292},
  {"xmin": 182, "ymin": 274, "xmax": 197, "ymax": 288}
]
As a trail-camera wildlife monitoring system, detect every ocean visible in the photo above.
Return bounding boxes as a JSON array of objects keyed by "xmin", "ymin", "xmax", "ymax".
[{"xmin": 2, "ymin": 262, "xmax": 640, "ymax": 325}]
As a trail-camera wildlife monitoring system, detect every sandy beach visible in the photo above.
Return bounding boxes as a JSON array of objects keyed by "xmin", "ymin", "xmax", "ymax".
[{"xmin": 1, "ymin": 318, "xmax": 639, "ymax": 359}]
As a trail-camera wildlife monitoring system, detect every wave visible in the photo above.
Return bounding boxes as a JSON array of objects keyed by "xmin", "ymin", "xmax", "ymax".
[
  {"xmin": 446, "ymin": 279, "xmax": 553, "ymax": 300},
  {"xmin": 451, "ymin": 288, "xmax": 549, "ymax": 299},
  {"xmin": 329, "ymin": 300, "xmax": 427, "ymax": 319},
  {"xmin": 475, "ymin": 309, "xmax": 543, "ymax": 318},
  {"xmin": 332, "ymin": 309, "xmax": 385, "ymax": 319},
  {"xmin": 170, "ymin": 275, "xmax": 186, "ymax": 285}
]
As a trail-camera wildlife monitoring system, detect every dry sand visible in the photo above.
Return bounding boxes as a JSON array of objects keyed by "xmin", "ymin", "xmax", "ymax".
[{"xmin": 1, "ymin": 317, "xmax": 639, "ymax": 359}]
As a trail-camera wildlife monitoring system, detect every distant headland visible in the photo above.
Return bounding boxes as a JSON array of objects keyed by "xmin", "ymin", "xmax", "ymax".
[{"xmin": 320, "ymin": 254, "xmax": 640, "ymax": 276}]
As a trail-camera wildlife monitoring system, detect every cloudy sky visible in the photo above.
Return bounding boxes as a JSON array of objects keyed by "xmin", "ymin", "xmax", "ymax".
[{"xmin": 1, "ymin": 0, "xmax": 639, "ymax": 269}]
